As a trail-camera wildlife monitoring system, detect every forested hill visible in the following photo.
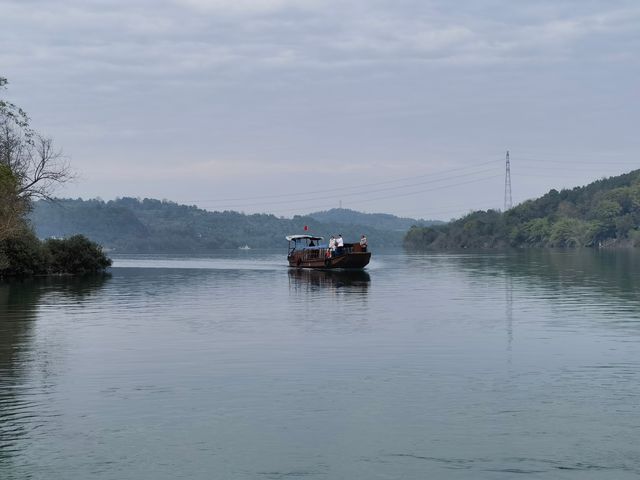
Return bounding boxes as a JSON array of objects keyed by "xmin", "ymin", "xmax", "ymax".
[
  {"xmin": 405, "ymin": 169, "xmax": 640, "ymax": 249},
  {"xmin": 30, "ymin": 198, "xmax": 415, "ymax": 253},
  {"xmin": 307, "ymin": 208, "xmax": 441, "ymax": 231}
]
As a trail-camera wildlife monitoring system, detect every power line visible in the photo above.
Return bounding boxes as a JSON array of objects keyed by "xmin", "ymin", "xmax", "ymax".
[
  {"xmin": 347, "ymin": 174, "xmax": 502, "ymax": 206},
  {"xmin": 257, "ymin": 173, "xmax": 502, "ymax": 216},
  {"xmin": 177, "ymin": 158, "xmax": 503, "ymax": 204},
  {"xmin": 192, "ymin": 166, "xmax": 501, "ymax": 211},
  {"xmin": 394, "ymin": 202, "xmax": 502, "ymax": 219},
  {"xmin": 515, "ymin": 155, "xmax": 637, "ymax": 166}
]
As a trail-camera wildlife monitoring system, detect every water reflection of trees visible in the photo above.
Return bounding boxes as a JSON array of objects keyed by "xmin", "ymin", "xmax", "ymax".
[
  {"xmin": 0, "ymin": 275, "xmax": 109, "ymax": 473},
  {"xmin": 445, "ymin": 250, "xmax": 640, "ymax": 337},
  {"xmin": 455, "ymin": 250, "xmax": 640, "ymax": 297}
]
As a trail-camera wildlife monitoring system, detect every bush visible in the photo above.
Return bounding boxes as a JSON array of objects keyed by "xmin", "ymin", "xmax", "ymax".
[
  {"xmin": 43, "ymin": 235, "xmax": 112, "ymax": 274},
  {"xmin": 0, "ymin": 230, "xmax": 48, "ymax": 276},
  {"xmin": 0, "ymin": 233, "xmax": 111, "ymax": 277}
]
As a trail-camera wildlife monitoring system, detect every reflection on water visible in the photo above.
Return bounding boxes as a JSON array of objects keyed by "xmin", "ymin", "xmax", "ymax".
[
  {"xmin": 0, "ymin": 276, "xmax": 110, "ymax": 477},
  {"xmin": 439, "ymin": 249, "xmax": 640, "ymax": 297},
  {"xmin": 429, "ymin": 250, "xmax": 640, "ymax": 335},
  {"xmin": 2, "ymin": 252, "xmax": 640, "ymax": 479},
  {"xmin": 288, "ymin": 268, "xmax": 370, "ymax": 291},
  {"xmin": 505, "ymin": 273, "xmax": 513, "ymax": 352}
]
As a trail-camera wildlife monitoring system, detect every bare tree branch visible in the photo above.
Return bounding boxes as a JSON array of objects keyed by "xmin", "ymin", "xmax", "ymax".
[
  {"xmin": 16, "ymin": 135, "xmax": 75, "ymax": 200},
  {"xmin": 1, "ymin": 77, "xmax": 74, "ymax": 241}
]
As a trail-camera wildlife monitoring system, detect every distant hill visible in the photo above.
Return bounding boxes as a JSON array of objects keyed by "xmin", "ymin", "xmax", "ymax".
[
  {"xmin": 405, "ymin": 169, "xmax": 640, "ymax": 249},
  {"xmin": 307, "ymin": 208, "xmax": 441, "ymax": 232},
  {"xmin": 30, "ymin": 198, "xmax": 412, "ymax": 253}
]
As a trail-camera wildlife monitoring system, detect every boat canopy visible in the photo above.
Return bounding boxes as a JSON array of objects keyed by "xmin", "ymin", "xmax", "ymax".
[{"xmin": 286, "ymin": 234, "xmax": 324, "ymax": 242}]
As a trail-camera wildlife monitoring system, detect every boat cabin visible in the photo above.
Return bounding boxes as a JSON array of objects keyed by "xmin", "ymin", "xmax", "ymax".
[
  {"xmin": 286, "ymin": 234, "xmax": 370, "ymax": 269},
  {"xmin": 286, "ymin": 235, "xmax": 324, "ymax": 257}
]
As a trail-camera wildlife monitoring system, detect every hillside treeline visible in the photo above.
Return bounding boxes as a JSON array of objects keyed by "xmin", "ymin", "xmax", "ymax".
[
  {"xmin": 31, "ymin": 198, "xmax": 407, "ymax": 252},
  {"xmin": 405, "ymin": 169, "xmax": 640, "ymax": 249},
  {"xmin": 308, "ymin": 208, "xmax": 440, "ymax": 231}
]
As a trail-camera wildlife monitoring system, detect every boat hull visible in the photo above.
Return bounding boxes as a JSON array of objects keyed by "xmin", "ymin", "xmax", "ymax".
[{"xmin": 288, "ymin": 251, "xmax": 371, "ymax": 269}]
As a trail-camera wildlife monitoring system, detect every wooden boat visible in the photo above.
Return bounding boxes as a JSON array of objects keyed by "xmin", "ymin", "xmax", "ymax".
[{"xmin": 286, "ymin": 234, "xmax": 371, "ymax": 269}]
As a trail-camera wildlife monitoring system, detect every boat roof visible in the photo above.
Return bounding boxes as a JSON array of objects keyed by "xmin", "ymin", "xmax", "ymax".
[{"xmin": 286, "ymin": 234, "xmax": 324, "ymax": 241}]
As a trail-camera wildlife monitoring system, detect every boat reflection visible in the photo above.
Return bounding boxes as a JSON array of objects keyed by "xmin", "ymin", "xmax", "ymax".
[{"xmin": 287, "ymin": 268, "xmax": 370, "ymax": 292}]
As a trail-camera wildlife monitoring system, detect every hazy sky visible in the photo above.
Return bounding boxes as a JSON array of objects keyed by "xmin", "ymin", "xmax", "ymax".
[{"xmin": 1, "ymin": 0, "xmax": 638, "ymax": 219}]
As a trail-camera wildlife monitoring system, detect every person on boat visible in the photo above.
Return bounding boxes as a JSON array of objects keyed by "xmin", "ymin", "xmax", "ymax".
[
  {"xmin": 328, "ymin": 236, "xmax": 336, "ymax": 257},
  {"xmin": 336, "ymin": 234, "xmax": 344, "ymax": 255},
  {"xmin": 359, "ymin": 234, "xmax": 367, "ymax": 252}
]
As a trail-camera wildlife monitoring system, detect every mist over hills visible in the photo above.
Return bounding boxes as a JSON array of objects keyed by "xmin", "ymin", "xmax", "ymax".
[{"xmin": 30, "ymin": 198, "xmax": 437, "ymax": 253}]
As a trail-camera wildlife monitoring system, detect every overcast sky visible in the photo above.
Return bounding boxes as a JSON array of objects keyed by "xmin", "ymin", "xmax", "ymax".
[{"xmin": 1, "ymin": 0, "xmax": 638, "ymax": 219}]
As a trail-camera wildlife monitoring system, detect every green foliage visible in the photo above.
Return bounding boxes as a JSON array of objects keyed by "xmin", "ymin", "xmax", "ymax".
[
  {"xmin": 594, "ymin": 199, "xmax": 622, "ymax": 221},
  {"xmin": 549, "ymin": 218, "xmax": 589, "ymax": 247},
  {"xmin": 405, "ymin": 169, "xmax": 640, "ymax": 249},
  {"xmin": 0, "ymin": 164, "xmax": 29, "ymax": 241},
  {"xmin": 404, "ymin": 225, "xmax": 442, "ymax": 249},
  {"xmin": 44, "ymin": 235, "xmax": 112, "ymax": 274},
  {"xmin": 629, "ymin": 230, "xmax": 640, "ymax": 247},
  {"xmin": 309, "ymin": 208, "xmax": 441, "ymax": 231},
  {"xmin": 30, "ymin": 198, "xmax": 412, "ymax": 252},
  {"xmin": 0, "ymin": 232, "xmax": 111, "ymax": 277},
  {"xmin": 0, "ymin": 230, "xmax": 47, "ymax": 275},
  {"xmin": 0, "ymin": 163, "xmax": 16, "ymax": 188}
]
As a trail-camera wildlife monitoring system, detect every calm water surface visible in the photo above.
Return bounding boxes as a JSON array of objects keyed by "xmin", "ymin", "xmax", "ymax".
[{"xmin": 1, "ymin": 250, "xmax": 640, "ymax": 479}]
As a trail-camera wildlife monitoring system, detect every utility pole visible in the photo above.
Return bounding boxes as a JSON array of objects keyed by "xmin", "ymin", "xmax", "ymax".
[{"xmin": 504, "ymin": 150, "xmax": 512, "ymax": 211}]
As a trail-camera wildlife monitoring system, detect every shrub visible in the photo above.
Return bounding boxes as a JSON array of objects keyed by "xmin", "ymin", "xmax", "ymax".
[
  {"xmin": 0, "ymin": 230, "xmax": 48, "ymax": 276},
  {"xmin": 43, "ymin": 235, "xmax": 112, "ymax": 274}
]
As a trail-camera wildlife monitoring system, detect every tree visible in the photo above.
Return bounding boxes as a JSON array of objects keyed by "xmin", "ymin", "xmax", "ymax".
[
  {"xmin": 0, "ymin": 164, "xmax": 28, "ymax": 241},
  {"xmin": 0, "ymin": 77, "xmax": 30, "ymax": 134},
  {"xmin": 0, "ymin": 77, "xmax": 72, "ymax": 202},
  {"xmin": 0, "ymin": 78, "xmax": 110, "ymax": 276}
]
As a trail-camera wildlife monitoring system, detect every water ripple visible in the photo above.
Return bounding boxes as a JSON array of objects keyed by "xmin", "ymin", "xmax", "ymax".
[{"xmin": 3, "ymin": 250, "xmax": 640, "ymax": 479}]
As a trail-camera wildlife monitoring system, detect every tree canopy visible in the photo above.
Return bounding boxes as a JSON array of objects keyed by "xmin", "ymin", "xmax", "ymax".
[
  {"xmin": 405, "ymin": 169, "xmax": 640, "ymax": 249},
  {"xmin": 30, "ymin": 197, "xmax": 418, "ymax": 253}
]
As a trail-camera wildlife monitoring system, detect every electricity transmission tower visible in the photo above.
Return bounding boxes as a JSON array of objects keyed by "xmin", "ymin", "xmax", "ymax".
[{"xmin": 504, "ymin": 150, "xmax": 512, "ymax": 211}]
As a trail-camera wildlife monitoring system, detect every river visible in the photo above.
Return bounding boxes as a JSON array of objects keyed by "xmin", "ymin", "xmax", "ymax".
[{"xmin": 1, "ymin": 249, "xmax": 640, "ymax": 479}]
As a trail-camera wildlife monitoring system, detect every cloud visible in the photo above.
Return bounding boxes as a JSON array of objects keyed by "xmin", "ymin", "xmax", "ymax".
[
  {"xmin": 174, "ymin": 0, "xmax": 326, "ymax": 15},
  {"xmin": 2, "ymin": 0, "xmax": 638, "ymax": 88},
  {"xmin": 2, "ymin": 0, "xmax": 639, "ymax": 217}
]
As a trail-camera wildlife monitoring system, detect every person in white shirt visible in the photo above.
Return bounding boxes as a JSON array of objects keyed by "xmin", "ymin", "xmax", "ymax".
[
  {"xmin": 336, "ymin": 234, "xmax": 344, "ymax": 254},
  {"xmin": 328, "ymin": 236, "xmax": 336, "ymax": 257},
  {"xmin": 359, "ymin": 234, "xmax": 367, "ymax": 252}
]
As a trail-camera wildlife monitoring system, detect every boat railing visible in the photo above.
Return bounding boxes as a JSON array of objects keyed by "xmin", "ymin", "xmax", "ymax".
[
  {"xmin": 327, "ymin": 244, "xmax": 364, "ymax": 257},
  {"xmin": 289, "ymin": 241, "xmax": 367, "ymax": 259}
]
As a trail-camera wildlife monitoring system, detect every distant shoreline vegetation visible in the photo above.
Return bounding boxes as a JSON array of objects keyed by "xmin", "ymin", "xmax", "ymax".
[
  {"xmin": 405, "ymin": 169, "xmax": 640, "ymax": 250},
  {"xmin": 30, "ymin": 199, "xmax": 439, "ymax": 253},
  {"xmin": 1, "ymin": 76, "xmax": 111, "ymax": 277}
]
